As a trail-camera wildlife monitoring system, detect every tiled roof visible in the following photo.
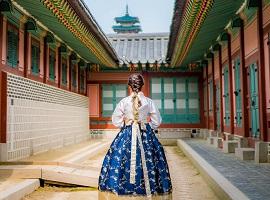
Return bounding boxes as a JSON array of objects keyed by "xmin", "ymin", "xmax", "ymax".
[
  {"xmin": 115, "ymin": 15, "xmax": 140, "ymax": 23},
  {"xmin": 107, "ymin": 33, "xmax": 169, "ymax": 64}
]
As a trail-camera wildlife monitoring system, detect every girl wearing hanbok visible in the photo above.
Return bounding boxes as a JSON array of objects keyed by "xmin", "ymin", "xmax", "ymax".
[{"xmin": 98, "ymin": 73, "xmax": 172, "ymax": 199}]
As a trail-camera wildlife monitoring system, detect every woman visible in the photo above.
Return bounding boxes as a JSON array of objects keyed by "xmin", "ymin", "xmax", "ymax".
[{"xmin": 98, "ymin": 73, "xmax": 172, "ymax": 199}]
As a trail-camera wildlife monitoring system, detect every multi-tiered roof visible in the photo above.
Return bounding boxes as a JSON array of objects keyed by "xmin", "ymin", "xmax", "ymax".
[{"xmin": 112, "ymin": 5, "xmax": 142, "ymax": 34}]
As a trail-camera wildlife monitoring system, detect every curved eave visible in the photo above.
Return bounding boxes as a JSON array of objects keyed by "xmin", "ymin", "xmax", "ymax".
[
  {"xmin": 115, "ymin": 15, "xmax": 140, "ymax": 24},
  {"xmin": 166, "ymin": 0, "xmax": 187, "ymax": 62},
  {"xmin": 15, "ymin": 0, "xmax": 118, "ymax": 67},
  {"xmin": 67, "ymin": 0, "xmax": 118, "ymax": 66},
  {"xmin": 112, "ymin": 25, "xmax": 142, "ymax": 31},
  {"xmin": 168, "ymin": 0, "xmax": 245, "ymax": 67}
]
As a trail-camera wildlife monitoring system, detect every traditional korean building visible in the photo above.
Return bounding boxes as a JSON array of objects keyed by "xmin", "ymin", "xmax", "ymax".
[
  {"xmin": 167, "ymin": 0, "xmax": 270, "ymax": 155},
  {"xmin": 88, "ymin": 7, "xmax": 202, "ymax": 137},
  {"xmin": 2, "ymin": 0, "xmax": 270, "ymax": 162},
  {"xmin": 0, "ymin": 0, "xmax": 118, "ymax": 161}
]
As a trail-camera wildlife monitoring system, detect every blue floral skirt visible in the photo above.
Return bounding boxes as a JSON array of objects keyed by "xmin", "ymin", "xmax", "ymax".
[{"xmin": 98, "ymin": 124, "xmax": 172, "ymax": 196}]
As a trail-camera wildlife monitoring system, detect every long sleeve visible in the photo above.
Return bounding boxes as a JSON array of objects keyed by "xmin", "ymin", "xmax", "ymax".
[
  {"xmin": 112, "ymin": 99, "xmax": 125, "ymax": 128},
  {"xmin": 148, "ymin": 100, "xmax": 162, "ymax": 129}
]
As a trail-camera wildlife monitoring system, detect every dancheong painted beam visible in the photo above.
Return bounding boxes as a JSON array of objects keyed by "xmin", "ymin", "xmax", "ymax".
[
  {"xmin": 15, "ymin": 0, "xmax": 118, "ymax": 67},
  {"xmin": 168, "ymin": 0, "xmax": 245, "ymax": 68}
]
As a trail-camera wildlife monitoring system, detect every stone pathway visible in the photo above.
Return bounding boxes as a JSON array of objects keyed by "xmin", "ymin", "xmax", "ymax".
[
  {"xmin": 23, "ymin": 146, "xmax": 218, "ymax": 200},
  {"xmin": 184, "ymin": 139, "xmax": 270, "ymax": 200}
]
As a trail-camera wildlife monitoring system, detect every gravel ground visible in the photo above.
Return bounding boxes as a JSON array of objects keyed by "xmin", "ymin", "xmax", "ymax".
[{"xmin": 23, "ymin": 146, "xmax": 219, "ymax": 200}]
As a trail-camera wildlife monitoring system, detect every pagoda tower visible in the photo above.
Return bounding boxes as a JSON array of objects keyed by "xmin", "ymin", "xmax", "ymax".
[{"xmin": 112, "ymin": 5, "xmax": 142, "ymax": 34}]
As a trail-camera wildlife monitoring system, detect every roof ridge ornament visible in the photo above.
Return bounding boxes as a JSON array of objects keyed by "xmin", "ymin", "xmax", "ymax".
[{"xmin": 126, "ymin": 4, "xmax": 129, "ymax": 15}]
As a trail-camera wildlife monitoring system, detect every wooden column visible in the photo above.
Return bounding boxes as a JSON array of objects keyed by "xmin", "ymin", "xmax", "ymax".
[
  {"xmin": 206, "ymin": 63, "xmax": 210, "ymax": 129},
  {"xmin": 78, "ymin": 66, "xmax": 81, "ymax": 94},
  {"xmin": 43, "ymin": 38, "xmax": 48, "ymax": 84},
  {"xmin": 0, "ymin": 14, "xmax": 3, "ymax": 68},
  {"xmin": 0, "ymin": 71, "xmax": 7, "ymax": 143},
  {"xmin": 23, "ymin": 27, "xmax": 29, "ymax": 78},
  {"xmin": 58, "ymin": 49, "xmax": 61, "ymax": 88},
  {"xmin": 257, "ymin": 0, "xmax": 267, "ymax": 141},
  {"xmin": 218, "ymin": 47, "xmax": 224, "ymax": 132},
  {"xmin": 240, "ymin": 23, "xmax": 249, "ymax": 138},
  {"xmin": 142, "ymin": 71, "xmax": 150, "ymax": 97},
  {"xmin": 68, "ymin": 57, "xmax": 72, "ymax": 91},
  {"xmin": 227, "ymin": 34, "xmax": 234, "ymax": 134},
  {"xmin": 199, "ymin": 72, "xmax": 205, "ymax": 128},
  {"xmin": 211, "ymin": 56, "xmax": 217, "ymax": 130}
]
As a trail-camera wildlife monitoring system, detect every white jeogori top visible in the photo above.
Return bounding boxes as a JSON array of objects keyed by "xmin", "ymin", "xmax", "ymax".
[{"xmin": 112, "ymin": 92, "xmax": 162, "ymax": 129}]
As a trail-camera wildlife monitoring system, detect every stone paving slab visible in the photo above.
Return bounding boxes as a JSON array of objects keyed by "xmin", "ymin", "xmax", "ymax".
[{"xmin": 183, "ymin": 139, "xmax": 270, "ymax": 200}]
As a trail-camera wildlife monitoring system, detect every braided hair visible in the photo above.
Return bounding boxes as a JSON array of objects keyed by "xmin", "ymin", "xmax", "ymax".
[{"xmin": 128, "ymin": 74, "xmax": 144, "ymax": 123}]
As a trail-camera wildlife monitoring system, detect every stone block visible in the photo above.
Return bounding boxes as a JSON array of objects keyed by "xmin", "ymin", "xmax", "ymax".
[
  {"xmin": 224, "ymin": 134, "xmax": 234, "ymax": 141},
  {"xmin": 207, "ymin": 137, "xmax": 214, "ymax": 145},
  {"xmin": 223, "ymin": 141, "xmax": 238, "ymax": 153},
  {"xmin": 236, "ymin": 137, "xmax": 248, "ymax": 148},
  {"xmin": 0, "ymin": 143, "xmax": 8, "ymax": 161},
  {"xmin": 213, "ymin": 137, "xmax": 223, "ymax": 148},
  {"xmin": 198, "ymin": 129, "xmax": 209, "ymax": 139},
  {"xmin": 209, "ymin": 130, "xmax": 217, "ymax": 137},
  {"xmin": 255, "ymin": 142, "xmax": 269, "ymax": 163},
  {"xmin": 235, "ymin": 148, "xmax": 255, "ymax": 160}
]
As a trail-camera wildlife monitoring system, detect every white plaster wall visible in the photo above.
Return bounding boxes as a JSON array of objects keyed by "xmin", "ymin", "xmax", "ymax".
[{"xmin": 3, "ymin": 73, "xmax": 89, "ymax": 161}]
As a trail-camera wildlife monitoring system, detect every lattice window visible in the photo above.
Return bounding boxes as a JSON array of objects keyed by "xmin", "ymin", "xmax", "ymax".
[
  {"xmin": 7, "ymin": 23, "xmax": 19, "ymax": 68},
  {"xmin": 49, "ymin": 49, "xmax": 56, "ymax": 81},
  {"xmin": 31, "ymin": 38, "xmax": 40, "ymax": 75},
  {"xmin": 102, "ymin": 84, "xmax": 127, "ymax": 117},
  {"xmin": 151, "ymin": 77, "xmax": 200, "ymax": 124},
  {"xmin": 7, "ymin": 73, "xmax": 88, "ymax": 107},
  {"xmin": 61, "ymin": 57, "xmax": 67, "ymax": 85}
]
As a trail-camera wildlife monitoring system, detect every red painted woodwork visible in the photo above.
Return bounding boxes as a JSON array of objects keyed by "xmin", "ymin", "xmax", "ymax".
[
  {"xmin": 198, "ymin": 73, "xmax": 206, "ymax": 128},
  {"xmin": 57, "ymin": 48, "xmax": 61, "ymax": 88},
  {"xmin": 88, "ymin": 84, "xmax": 100, "ymax": 117},
  {"xmin": 240, "ymin": 24, "xmax": 249, "ymax": 138},
  {"xmin": 68, "ymin": 56, "xmax": 71, "ymax": 91},
  {"xmin": 43, "ymin": 38, "xmax": 48, "ymax": 84},
  {"xmin": 257, "ymin": 1, "xmax": 268, "ymax": 141},
  {"xmin": 0, "ymin": 71, "xmax": 7, "ymax": 143},
  {"xmin": 0, "ymin": 14, "xmax": 3, "ymax": 66},
  {"xmin": 206, "ymin": 64, "xmax": 210, "ymax": 129},
  {"xmin": 228, "ymin": 34, "xmax": 234, "ymax": 134},
  {"xmin": 211, "ymin": 57, "xmax": 217, "ymax": 130},
  {"xmin": 218, "ymin": 47, "xmax": 224, "ymax": 132},
  {"xmin": 90, "ymin": 123, "xmax": 204, "ymax": 130}
]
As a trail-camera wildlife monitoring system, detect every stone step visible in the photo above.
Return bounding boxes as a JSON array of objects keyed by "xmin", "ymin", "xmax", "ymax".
[
  {"xmin": 235, "ymin": 148, "xmax": 255, "ymax": 160},
  {"xmin": 223, "ymin": 140, "xmax": 238, "ymax": 153}
]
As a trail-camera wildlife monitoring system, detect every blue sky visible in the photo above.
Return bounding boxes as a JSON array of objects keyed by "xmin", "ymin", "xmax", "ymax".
[{"xmin": 84, "ymin": 0, "xmax": 175, "ymax": 34}]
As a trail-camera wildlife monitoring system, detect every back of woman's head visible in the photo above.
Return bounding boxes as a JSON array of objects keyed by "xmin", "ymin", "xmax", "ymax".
[{"xmin": 128, "ymin": 73, "xmax": 144, "ymax": 93}]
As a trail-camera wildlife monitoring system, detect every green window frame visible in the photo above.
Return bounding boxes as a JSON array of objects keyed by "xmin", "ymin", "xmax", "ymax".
[
  {"xmin": 216, "ymin": 83, "xmax": 221, "ymax": 130},
  {"xmin": 223, "ymin": 65, "xmax": 230, "ymax": 126},
  {"xmin": 150, "ymin": 77, "xmax": 200, "ymax": 124},
  {"xmin": 209, "ymin": 79, "xmax": 213, "ymax": 114},
  {"xmin": 6, "ymin": 24, "xmax": 19, "ymax": 68},
  {"xmin": 249, "ymin": 62, "xmax": 260, "ymax": 138},
  {"xmin": 234, "ymin": 58, "xmax": 242, "ymax": 127},
  {"xmin": 80, "ymin": 69, "xmax": 85, "ymax": 92},
  {"xmin": 102, "ymin": 84, "xmax": 128, "ymax": 117},
  {"xmin": 203, "ymin": 82, "xmax": 207, "ymax": 114},
  {"xmin": 49, "ymin": 49, "xmax": 56, "ymax": 81},
  {"xmin": 61, "ymin": 57, "xmax": 67, "ymax": 85},
  {"xmin": 31, "ymin": 39, "xmax": 40, "ymax": 75},
  {"xmin": 71, "ymin": 63, "xmax": 77, "ymax": 88}
]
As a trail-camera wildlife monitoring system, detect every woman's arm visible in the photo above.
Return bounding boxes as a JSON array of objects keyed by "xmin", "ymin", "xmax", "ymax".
[
  {"xmin": 148, "ymin": 99, "xmax": 162, "ymax": 129},
  {"xmin": 112, "ymin": 100, "xmax": 125, "ymax": 128}
]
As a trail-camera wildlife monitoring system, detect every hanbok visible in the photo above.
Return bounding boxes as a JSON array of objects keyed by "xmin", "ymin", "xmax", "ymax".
[{"xmin": 98, "ymin": 92, "xmax": 172, "ymax": 198}]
